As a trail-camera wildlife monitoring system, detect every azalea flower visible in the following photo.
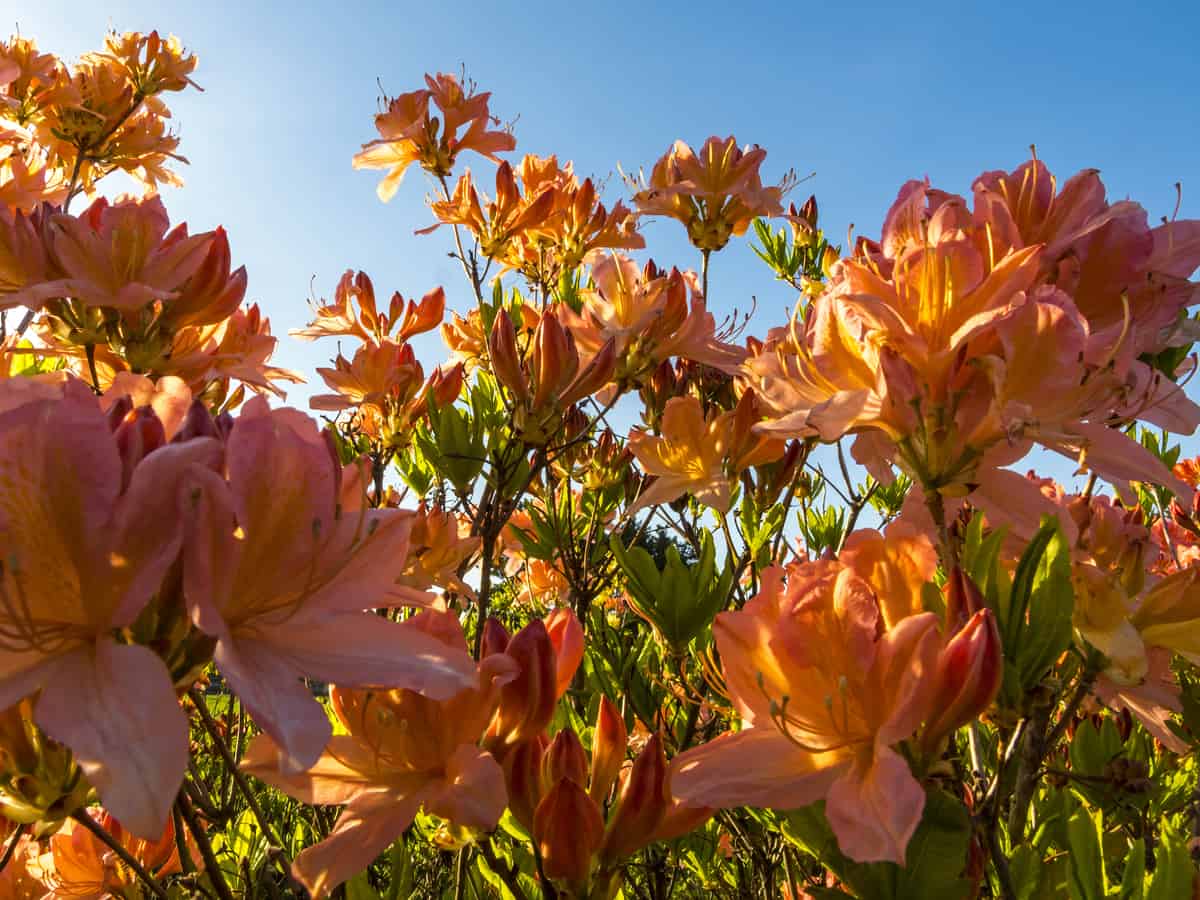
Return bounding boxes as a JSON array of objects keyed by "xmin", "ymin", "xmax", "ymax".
[
  {"xmin": 0, "ymin": 376, "xmax": 220, "ymax": 836},
  {"xmin": 242, "ymin": 610, "xmax": 515, "ymax": 898},
  {"xmin": 290, "ymin": 270, "xmax": 445, "ymax": 346},
  {"xmin": 748, "ymin": 178, "xmax": 1195, "ymax": 505},
  {"xmin": 183, "ymin": 397, "xmax": 479, "ymax": 774},
  {"xmin": 558, "ymin": 252, "xmax": 745, "ymax": 386},
  {"xmin": 94, "ymin": 30, "xmax": 199, "ymax": 95},
  {"xmin": 671, "ymin": 560, "xmax": 942, "ymax": 863},
  {"xmin": 632, "ymin": 136, "xmax": 790, "ymax": 252},
  {"xmin": 353, "ymin": 72, "xmax": 515, "ymax": 201},
  {"xmin": 396, "ymin": 502, "xmax": 480, "ymax": 604},
  {"xmin": 46, "ymin": 807, "xmax": 195, "ymax": 898},
  {"xmin": 627, "ymin": 393, "xmax": 784, "ymax": 515}
]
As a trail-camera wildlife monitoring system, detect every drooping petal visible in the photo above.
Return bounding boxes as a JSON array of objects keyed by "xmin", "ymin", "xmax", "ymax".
[
  {"xmin": 670, "ymin": 728, "xmax": 850, "ymax": 810},
  {"xmin": 292, "ymin": 788, "xmax": 427, "ymax": 899},
  {"xmin": 35, "ymin": 641, "xmax": 187, "ymax": 838},
  {"xmin": 241, "ymin": 734, "xmax": 386, "ymax": 805},
  {"xmin": 825, "ymin": 746, "xmax": 925, "ymax": 865},
  {"xmin": 424, "ymin": 745, "xmax": 507, "ymax": 831}
]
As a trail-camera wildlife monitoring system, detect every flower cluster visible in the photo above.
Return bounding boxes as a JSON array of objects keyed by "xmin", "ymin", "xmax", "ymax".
[{"xmin": 1, "ymin": 28, "xmax": 1199, "ymax": 900}]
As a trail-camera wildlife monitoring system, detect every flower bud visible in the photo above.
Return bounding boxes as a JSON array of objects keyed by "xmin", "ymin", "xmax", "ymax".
[
  {"xmin": 921, "ymin": 609, "xmax": 1003, "ymax": 752},
  {"xmin": 530, "ymin": 312, "xmax": 578, "ymax": 411},
  {"xmin": 0, "ymin": 700, "xmax": 89, "ymax": 834},
  {"xmin": 542, "ymin": 729, "xmax": 588, "ymax": 793},
  {"xmin": 534, "ymin": 778, "xmax": 604, "ymax": 886},
  {"xmin": 590, "ymin": 697, "xmax": 627, "ymax": 805},
  {"xmin": 113, "ymin": 406, "xmax": 167, "ymax": 489},
  {"xmin": 479, "ymin": 617, "xmax": 511, "ymax": 660},
  {"xmin": 600, "ymin": 733, "xmax": 670, "ymax": 863},
  {"xmin": 171, "ymin": 398, "xmax": 222, "ymax": 443},
  {"xmin": 487, "ymin": 309, "xmax": 529, "ymax": 402},
  {"xmin": 487, "ymin": 619, "xmax": 556, "ymax": 750},
  {"xmin": 502, "ymin": 735, "xmax": 546, "ymax": 832},
  {"xmin": 544, "ymin": 607, "xmax": 584, "ymax": 699},
  {"xmin": 943, "ymin": 567, "xmax": 985, "ymax": 633}
]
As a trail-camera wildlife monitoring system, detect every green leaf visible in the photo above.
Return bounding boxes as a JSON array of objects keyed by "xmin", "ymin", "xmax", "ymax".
[
  {"xmin": 1065, "ymin": 806, "xmax": 1104, "ymax": 900},
  {"xmin": 780, "ymin": 789, "xmax": 973, "ymax": 900},
  {"xmin": 1118, "ymin": 839, "xmax": 1146, "ymax": 900},
  {"xmin": 1146, "ymin": 830, "xmax": 1193, "ymax": 900}
]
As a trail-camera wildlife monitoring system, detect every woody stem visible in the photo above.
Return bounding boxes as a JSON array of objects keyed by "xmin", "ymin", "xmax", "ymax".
[
  {"xmin": 188, "ymin": 688, "xmax": 292, "ymax": 874},
  {"xmin": 176, "ymin": 790, "xmax": 236, "ymax": 900},
  {"xmin": 71, "ymin": 811, "xmax": 170, "ymax": 900}
]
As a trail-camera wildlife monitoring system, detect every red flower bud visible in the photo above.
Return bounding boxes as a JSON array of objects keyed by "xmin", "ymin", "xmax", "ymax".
[
  {"xmin": 921, "ymin": 609, "xmax": 1003, "ymax": 752},
  {"xmin": 502, "ymin": 735, "xmax": 546, "ymax": 832},
  {"xmin": 542, "ymin": 728, "xmax": 588, "ymax": 793},
  {"xmin": 601, "ymin": 733, "xmax": 669, "ymax": 863},
  {"xmin": 590, "ymin": 696, "xmax": 627, "ymax": 805},
  {"xmin": 943, "ymin": 566, "xmax": 985, "ymax": 632},
  {"xmin": 113, "ymin": 406, "xmax": 167, "ymax": 489},
  {"xmin": 487, "ymin": 309, "xmax": 529, "ymax": 401},
  {"xmin": 487, "ymin": 619, "xmax": 556, "ymax": 750},
  {"xmin": 534, "ymin": 778, "xmax": 604, "ymax": 886},
  {"xmin": 480, "ymin": 617, "xmax": 511, "ymax": 660}
]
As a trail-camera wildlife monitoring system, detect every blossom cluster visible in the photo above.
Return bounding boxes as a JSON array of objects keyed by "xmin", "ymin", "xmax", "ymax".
[{"xmin": 0, "ymin": 26, "xmax": 1199, "ymax": 900}]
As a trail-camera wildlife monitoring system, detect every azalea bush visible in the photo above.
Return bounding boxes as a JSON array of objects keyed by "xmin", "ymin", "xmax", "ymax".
[{"xmin": 2, "ymin": 26, "xmax": 1200, "ymax": 900}]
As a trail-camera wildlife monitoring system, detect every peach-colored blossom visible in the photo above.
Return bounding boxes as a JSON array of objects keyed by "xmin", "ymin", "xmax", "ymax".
[
  {"xmin": 242, "ymin": 610, "xmax": 514, "ymax": 898},
  {"xmin": 183, "ymin": 398, "xmax": 478, "ymax": 774},
  {"xmin": 671, "ymin": 560, "xmax": 941, "ymax": 864}
]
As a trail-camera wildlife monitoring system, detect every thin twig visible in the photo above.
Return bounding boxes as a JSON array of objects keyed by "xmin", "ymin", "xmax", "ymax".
[{"xmin": 72, "ymin": 811, "xmax": 170, "ymax": 900}]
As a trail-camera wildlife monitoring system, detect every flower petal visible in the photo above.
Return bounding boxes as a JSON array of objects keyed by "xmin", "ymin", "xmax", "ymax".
[
  {"xmin": 35, "ymin": 642, "xmax": 187, "ymax": 838},
  {"xmin": 292, "ymin": 788, "xmax": 427, "ymax": 899},
  {"xmin": 825, "ymin": 746, "xmax": 925, "ymax": 864},
  {"xmin": 670, "ymin": 727, "xmax": 850, "ymax": 810}
]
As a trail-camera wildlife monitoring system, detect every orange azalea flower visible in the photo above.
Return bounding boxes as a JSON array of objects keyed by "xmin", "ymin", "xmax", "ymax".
[
  {"xmin": 627, "ymin": 393, "xmax": 784, "ymax": 515},
  {"xmin": 0, "ymin": 35, "xmax": 64, "ymax": 125},
  {"xmin": 671, "ymin": 559, "xmax": 942, "ymax": 863},
  {"xmin": 11, "ymin": 193, "xmax": 211, "ymax": 312},
  {"xmin": 632, "ymin": 136, "xmax": 790, "ymax": 252},
  {"xmin": 0, "ymin": 376, "xmax": 221, "ymax": 836},
  {"xmin": 291, "ymin": 270, "xmax": 445, "ymax": 346},
  {"xmin": 242, "ymin": 610, "xmax": 515, "ymax": 899},
  {"xmin": 94, "ymin": 30, "xmax": 198, "ymax": 95},
  {"xmin": 353, "ymin": 72, "xmax": 515, "ymax": 201},
  {"xmin": 749, "ymin": 179, "xmax": 1193, "ymax": 502},
  {"xmin": 559, "ymin": 252, "xmax": 745, "ymax": 386},
  {"xmin": 47, "ymin": 808, "xmax": 195, "ymax": 898},
  {"xmin": 972, "ymin": 157, "xmax": 1200, "ymax": 368},
  {"xmin": 505, "ymin": 154, "xmax": 644, "ymax": 284},
  {"xmin": 183, "ymin": 398, "xmax": 478, "ymax": 774},
  {"xmin": 0, "ymin": 203, "xmax": 54, "ymax": 298},
  {"xmin": 0, "ymin": 148, "xmax": 68, "ymax": 211},
  {"xmin": 420, "ymin": 160, "xmax": 557, "ymax": 261},
  {"xmin": 0, "ymin": 832, "xmax": 53, "ymax": 898},
  {"xmin": 396, "ymin": 502, "xmax": 480, "ymax": 604}
]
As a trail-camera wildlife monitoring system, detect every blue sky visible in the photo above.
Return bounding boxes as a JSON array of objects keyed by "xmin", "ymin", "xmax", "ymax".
[{"xmin": 12, "ymin": 0, "xmax": 1200, "ymax": 477}]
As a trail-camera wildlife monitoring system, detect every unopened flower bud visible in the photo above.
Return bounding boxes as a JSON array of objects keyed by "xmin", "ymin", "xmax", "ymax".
[
  {"xmin": 590, "ymin": 697, "xmax": 627, "ymax": 805},
  {"xmin": 502, "ymin": 736, "xmax": 546, "ymax": 832},
  {"xmin": 601, "ymin": 734, "xmax": 670, "ymax": 863},
  {"xmin": 943, "ymin": 567, "xmax": 985, "ymax": 633},
  {"xmin": 487, "ymin": 309, "xmax": 529, "ymax": 402},
  {"xmin": 542, "ymin": 729, "xmax": 588, "ymax": 793},
  {"xmin": 921, "ymin": 609, "xmax": 1003, "ymax": 752},
  {"xmin": 480, "ymin": 617, "xmax": 511, "ymax": 660},
  {"xmin": 487, "ymin": 619, "xmax": 556, "ymax": 750},
  {"xmin": 534, "ymin": 778, "xmax": 605, "ymax": 886},
  {"xmin": 113, "ymin": 406, "xmax": 167, "ymax": 488}
]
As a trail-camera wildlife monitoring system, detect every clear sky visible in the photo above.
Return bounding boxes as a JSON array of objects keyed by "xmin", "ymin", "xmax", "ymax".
[{"xmin": 11, "ymin": 0, "xmax": 1200, "ymax": 473}]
